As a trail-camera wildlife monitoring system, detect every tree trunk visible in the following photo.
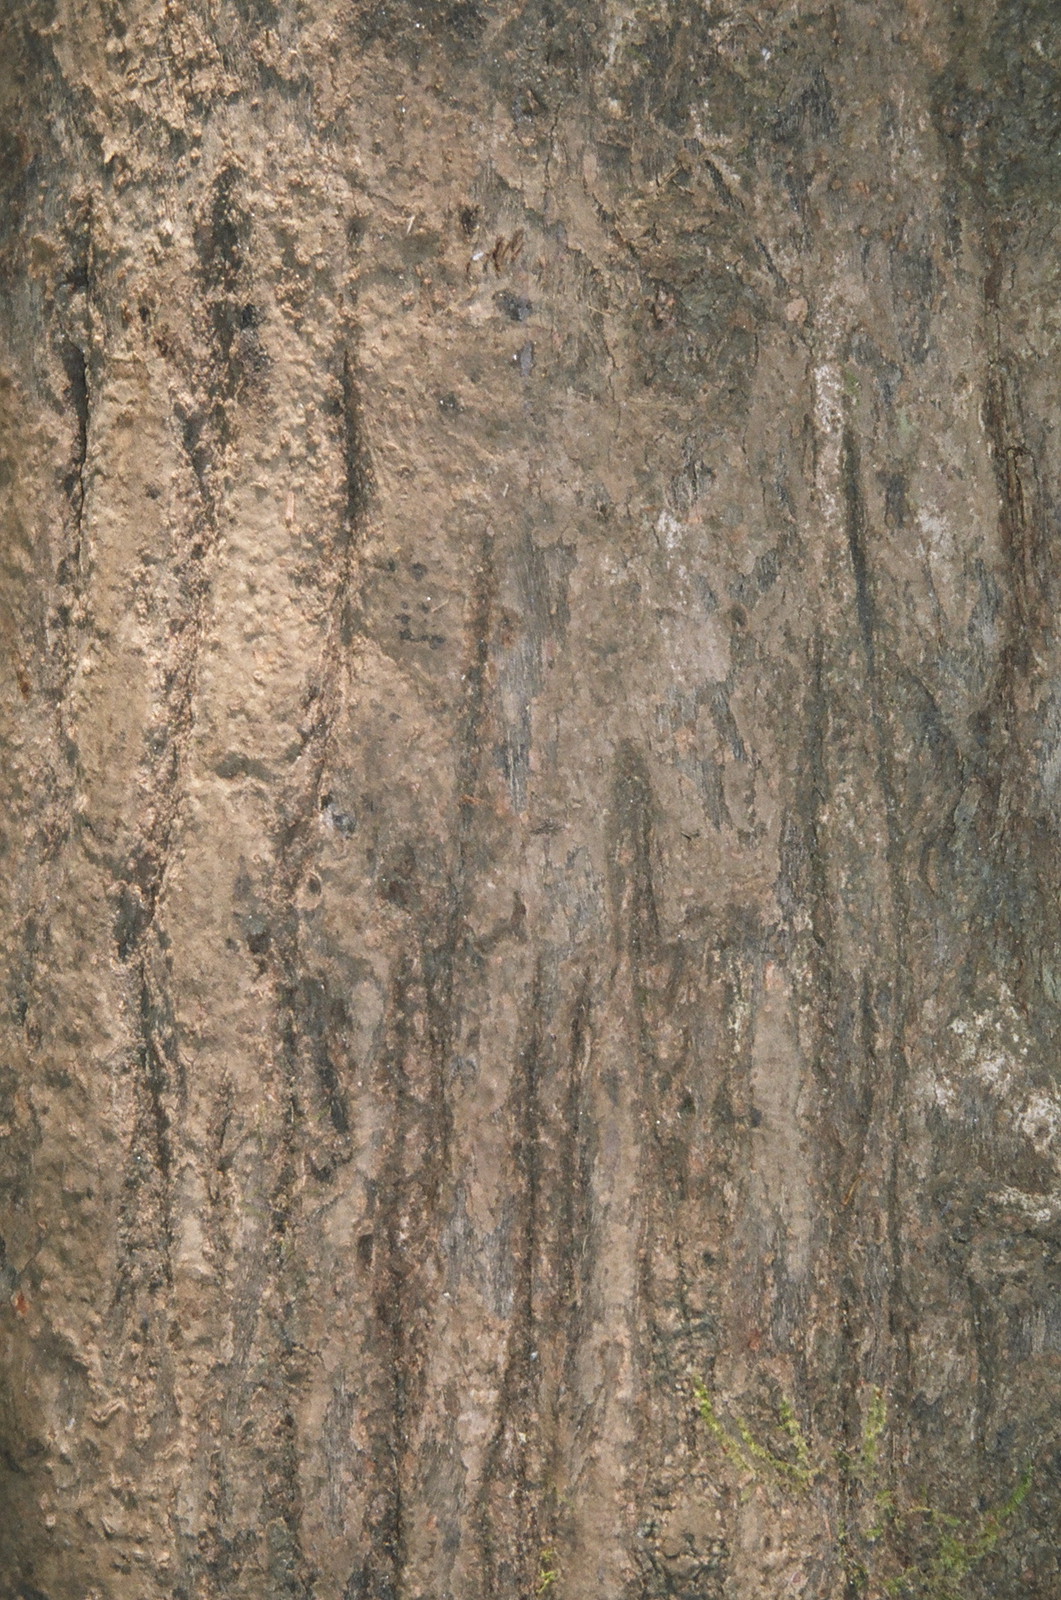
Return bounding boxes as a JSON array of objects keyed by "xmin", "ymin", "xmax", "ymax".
[{"xmin": 2, "ymin": 2, "xmax": 1060, "ymax": 1596}]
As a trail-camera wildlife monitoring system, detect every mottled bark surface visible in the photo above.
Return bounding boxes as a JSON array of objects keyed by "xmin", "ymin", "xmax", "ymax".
[{"xmin": 2, "ymin": 2, "xmax": 1061, "ymax": 1596}]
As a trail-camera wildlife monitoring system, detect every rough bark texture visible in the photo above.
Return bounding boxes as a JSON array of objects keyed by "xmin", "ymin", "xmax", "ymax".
[{"xmin": 2, "ymin": 2, "xmax": 1061, "ymax": 1597}]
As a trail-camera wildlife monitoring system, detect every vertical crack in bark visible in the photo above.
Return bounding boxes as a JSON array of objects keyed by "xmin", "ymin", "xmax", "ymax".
[
  {"xmin": 113, "ymin": 956, "xmax": 178, "ymax": 1307},
  {"xmin": 984, "ymin": 372, "xmax": 1035, "ymax": 670},
  {"xmin": 557, "ymin": 975, "xmax": 593, "ymax": 1374},
  {"xmin": 342, "ymin": 347, "xmax": 374, "ymax": 546},
  {"xmin": 804, "ymin": 632, "xmax": 840, "ymax": 1109},
  {"xmin": 841, "ymin": 423, "xmax": 875, "ymax": 676},
  {"xmin": 196, "ymin": 1074, "xmax": 241, "ymax": 1590},
  {"xmin": 417, "ymin": 529, "xmax": 497, "ymax": 1193},
  {"xmin": 524, "ymin": 972, "xmax": 594, "ymax": 1587},
  {"xmin": 101, "ymin": 273, "xmax": 230, "ymax": 1361},
  {"xmin": 838, "ymin": 425, "xmax": 916, "ymax": 1525},
  {"xmin": 250, "ymin": 334, "xmax": 377, "ymax": 1596},
  {"xmin": 608, "ymin": 740, "xmax": 664, "ymax": 1575},
  {"xmin": 109, "ymin": 380, "xmax": 222, "ymax": 1347},
  {"xmin": 455, "ymin": 531, "xmax": 496, "ymax": 871},
  {"xmin": 264, "ymin": 333, "xmax": 377, "ymax": 1156},
  {"xmin": 963, "ymin": 245, "xmax": 1048, "ymax": 1468},
  {"xmin": 346, "ymin": 955, "xmax": 418, "ymax": 1600},
  {"xmin": 261, "ymin": 1078, "xmax": 313, "ymax": 1599},
  {"xmin": 610, "ymin": 740, "xmax": 661, "ymax": 983},
  {"xmin": 819, "ymin": 425, "xmax": 921, "ymax": 1574},
  {"xmin": 137, "ymin": 962, "xmax": 175, "ymax": 1256},
  {"xmin": 35, "ymin": 194, "xmax": 97, "ymax": 910},
  {"xmin": 51, "ymin": 195, "xmax": 95, "ymax": 722},
  {"xmin": 60, "ymin": 339, "xmax": 89, "ymax": 570},
  {"xmin": 799, "ymin": 634, "xmax": 867, "ymax": 1512},
  {"xmin": 790, "ymin": 654, "xmax": 865, "ymax": 1590},
  {"xmin": 337, "ymin": 339, "xmax": 375, "ymax": 648},
  {"xmin": 980, "ymin": 247, "xmax": 1043, "ymax": 708},
  {"xmin": 476, "ymin": 960, "xmax": 546, "ymax": 1599},
  {"xmin": 978, "ymin": 248, "xmax": 1046, "ymax": 1001},
  {"xmin": 18, "ymin": 226, "xmax": 97, "ymax": 1033}
]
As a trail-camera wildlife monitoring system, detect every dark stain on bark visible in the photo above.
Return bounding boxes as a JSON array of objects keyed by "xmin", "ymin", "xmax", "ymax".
[
  {"xmin": 963, "ymin": 0, "xmax": 1061, "ymax": 213},
  {"xmin": 889, "ymin": 239, "xmax": 938, "ymax": 366},
  {"xmin": 773, "ymin": 64, "xmax": 838, "ymax": 144},
  {"xmin": 194, "ymin": 163, "xmax": 265, "ymax": 409},
  {"xmin": 197, "ymin": 162, "xmax": 245, "ymax": 292},
  {"xmin": 356, "ymin": 0, "xmax": 486, "ymax": 61},
  {"xmin": 0, "ymin": 123, "xmax": 35, "ymax": 273}
]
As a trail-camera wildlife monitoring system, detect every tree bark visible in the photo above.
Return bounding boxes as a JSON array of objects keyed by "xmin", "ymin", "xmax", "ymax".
[{"xmin": 2, "ymin": 2, "xmax": 1060, "ymax": 1597}]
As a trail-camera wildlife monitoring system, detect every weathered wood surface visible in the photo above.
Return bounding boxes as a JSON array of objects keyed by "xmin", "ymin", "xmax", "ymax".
[{"xmin": 1, "ymin": 3, "xmax": 1060, "ymax": 1596}]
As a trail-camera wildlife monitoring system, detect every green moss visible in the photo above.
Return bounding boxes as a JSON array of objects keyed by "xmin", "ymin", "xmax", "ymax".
[
  {"xmin": 693, "ymin": 1379, "xmax": 816, "ymax": 1491},
  {"xmin": 693, "ymin": 1379, "xmax": 1033, "ymax": 1598}
]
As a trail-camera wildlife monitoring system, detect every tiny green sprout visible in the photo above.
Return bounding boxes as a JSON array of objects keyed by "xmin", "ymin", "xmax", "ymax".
[
  {"xmin": 860, "ymin": 1386, "xmax": 887, "ymax": 1480},
  {"xmin": 778, "ymin": 1395, "xmax": 814, "ymax": 1485},
  {"xmin": 886, "ymin": 1465, "xmax": 1033, "ymax": 1600},
  {"xmin": 693, "ymin": 1377, "xmax": 1033, "ymax": 1598},
  {"xmin": 536, "ymin": 1547, "xmax": 560, "ymax": 1595},
  {"xmin": 693, "ymin": 1379, "xmax": 815, "ymax": 1490},
  {"xmin": 694, "ymin": 1378, "xmax": 759, "ymax": 1478}
]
